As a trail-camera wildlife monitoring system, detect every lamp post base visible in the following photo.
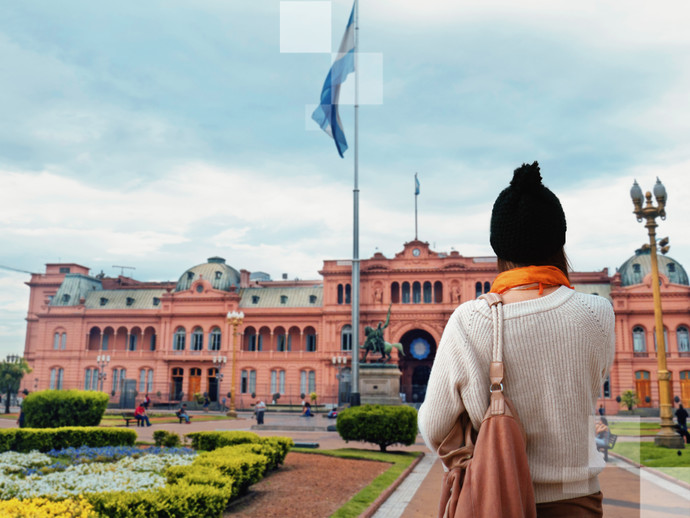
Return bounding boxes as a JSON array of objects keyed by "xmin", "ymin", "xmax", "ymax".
[
  {"xmin": 654, "ymin": 434, "xmax": 685, "ymax": 449},
  {"xmin": 225, "ymin": 410, "xmax": 238, "ymax": 418}
]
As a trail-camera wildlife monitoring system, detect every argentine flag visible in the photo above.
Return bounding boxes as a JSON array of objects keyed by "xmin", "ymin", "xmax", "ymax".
[{"xmin": 312, "ymin": 3, "xmax": 355, "ymax": 158}]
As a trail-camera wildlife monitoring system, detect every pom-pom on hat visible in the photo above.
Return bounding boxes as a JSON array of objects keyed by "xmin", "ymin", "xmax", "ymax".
[{"xmin": 490, "ymin": 161, "xmax": 566, "ymax": 264}]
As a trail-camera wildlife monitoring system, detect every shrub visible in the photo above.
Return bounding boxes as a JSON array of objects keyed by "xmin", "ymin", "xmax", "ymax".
[
  {"xmin": 87, "ymin": 482, "xmax": 229, "ymax": 518},
  {"xmin": 0, "ymin": 427, "xmax": 136, "ymax": 453},
  {"xmin": 336, "ymin": 404, "xmax": 418, "ymax": 452},
  {"xmin": 153, "ymin": 430, "xmax": 180, "ymax": 448},
  {"xmin": 194, "ymin": 447, "xmax": 268, "ymax": 496},
  {"xmin": 0, "ymin": 496, "xmax": 96, "ymax": 517},
  {"xmin": 620, "ymin": 390, "xmax": 638, "ymax": 411},
  {"xmin": 23, "ymin": 390, "xmax": 109, "ymax": 428},
  {"xmin": 186, "ymin": 431, "xmax": 260, "ymax": 451}
]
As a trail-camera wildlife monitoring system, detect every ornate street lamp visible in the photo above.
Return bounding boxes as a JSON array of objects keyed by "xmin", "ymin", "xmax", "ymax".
[
  {"xmin": 630, "ymin": 178, "xmax": 683, "ymax": 448},
  {"xmin": 226, "ymin": 311, "xmax": 244, "ymax": 418},
  {"xmin": 96, "ymin": 354, "xmax": 111, "ymax": 392},
  {"xmin": 212, "ymin": 355, "xmax": 227, "ymax": 413}
]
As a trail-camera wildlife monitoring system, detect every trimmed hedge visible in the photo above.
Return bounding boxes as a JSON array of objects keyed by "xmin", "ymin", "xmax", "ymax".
[
  {"xmin": 336, "ymin": 404, "xmax": 418, "ymax": 452},
  {"xmin": 0, "ymin": 427, "xmax": 136, "ymax": 453},
  {"xmin": 185, "ymin": 431, "xmax": 260, "ymax": 451},
  {"xmin": 153, "ymin": 430, "xmax": 181, "ymax": 448},
  {"xmin": 23, "ymin": 390, "xmax": 109, "ymax": 428},
  {"xmin": 87, "ymin": 482, "xmax": 229, "ymax": 518}
]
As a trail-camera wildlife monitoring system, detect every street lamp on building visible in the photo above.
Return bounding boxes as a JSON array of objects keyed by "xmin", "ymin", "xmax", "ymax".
[
  {"xmin": 96, "ymin": 354, "xmax": 110, "ymax": 392},
  {"xmin": 630, "ymin": 178, "xmax": 683, "ymax": 448},
  {"xmin": 226, "ymin": 311, "xmax": 244, "ymax": 418},
  {"xmin": 212, "ymin": 355, "xmax": 227, "ymax": 412}
]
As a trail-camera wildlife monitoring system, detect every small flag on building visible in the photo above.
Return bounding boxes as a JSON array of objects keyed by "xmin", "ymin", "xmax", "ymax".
[
  {"xmin": 312, "ymin": 2, "xmax": 356, "ymax": 158},
  {"xmin": 415, "ymin": 173, "xmax": 420, "ymax": 195}
]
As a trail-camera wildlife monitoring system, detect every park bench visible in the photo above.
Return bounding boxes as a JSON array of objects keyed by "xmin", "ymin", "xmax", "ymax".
[
  {"xmin": 121, "ymin": 412, "xmax": 137, "ymax": 427},
  {"xmin": 597, "ymin": 432, "xmax": 617, "ymax": 461},
  {"xmin": 175, "ymin": 411, "xmax": 192, "ymax": 424}
]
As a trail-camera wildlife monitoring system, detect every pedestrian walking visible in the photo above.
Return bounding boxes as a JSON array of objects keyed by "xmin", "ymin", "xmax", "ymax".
[
  {"xmin": 418, "ymin": 162, "xmax": 615, "ymax": 516},
  {"xmin": 255, "ymin": 399, "xmax": 266, "ymax": 425},
  {"xmin": 676, "ymin": 404, "xmax": 689, "ymax": 444}
]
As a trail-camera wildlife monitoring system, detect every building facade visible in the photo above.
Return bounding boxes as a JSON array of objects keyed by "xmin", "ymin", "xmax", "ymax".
[{"xmin": 20, "ymin": 241, "xmax": 690, "ymax": 412}]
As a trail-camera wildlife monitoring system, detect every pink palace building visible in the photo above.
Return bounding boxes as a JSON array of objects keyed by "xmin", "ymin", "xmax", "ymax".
[{"xmin": 20, "ymin": 240, "xmax": 690, "ymax": 412}]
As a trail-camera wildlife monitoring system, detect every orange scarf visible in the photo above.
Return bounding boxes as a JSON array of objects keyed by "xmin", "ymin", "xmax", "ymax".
[{"xmin": 490, "ymin": 265, "xmax": 572, "ymax": 295}]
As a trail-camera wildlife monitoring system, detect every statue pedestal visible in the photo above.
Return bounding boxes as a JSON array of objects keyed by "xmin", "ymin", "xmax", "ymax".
[{"xmin": 359, "ymin": 363, "xmax": 402, "ymax": 406}]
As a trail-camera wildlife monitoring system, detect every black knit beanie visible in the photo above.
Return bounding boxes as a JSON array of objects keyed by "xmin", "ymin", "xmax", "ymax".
[{"xmin": 490, "ymin": 162, "xmax": 566, "ymax": 264}]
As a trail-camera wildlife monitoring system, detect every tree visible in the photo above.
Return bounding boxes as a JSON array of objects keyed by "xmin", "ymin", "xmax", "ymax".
[
  {"xmin": 0, "ymin": 356, "xmax": 32, "ymax": 414},
  {"xmin": 620, "ymin": 390, "xmax": 637, "ymax": 411}
]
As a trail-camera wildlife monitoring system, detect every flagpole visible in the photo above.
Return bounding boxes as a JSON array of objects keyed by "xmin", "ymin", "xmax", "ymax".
[
  {"xmin": 414, "ymin": 172, "xmax": 418, "ymax": 240},
  {"xmin": 350, "ymin": 0, "xmax": 361, "ymax": 407}
]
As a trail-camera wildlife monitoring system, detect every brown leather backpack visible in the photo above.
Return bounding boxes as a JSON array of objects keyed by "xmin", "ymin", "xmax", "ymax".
[{"xmin": 437, "ymin": 293, "xmax": 536, "ymax": 518}]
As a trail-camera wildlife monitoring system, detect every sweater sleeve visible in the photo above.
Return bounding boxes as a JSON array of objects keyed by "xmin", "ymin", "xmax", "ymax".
[{"xmin": 418, "ymin": 306, "xmax": 471, "ymax": 456}]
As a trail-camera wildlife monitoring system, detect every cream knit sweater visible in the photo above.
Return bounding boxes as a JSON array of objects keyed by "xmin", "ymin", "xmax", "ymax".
[{"xmin": 418, "ymin": 286, "xmax": 615, "ymax": 504}]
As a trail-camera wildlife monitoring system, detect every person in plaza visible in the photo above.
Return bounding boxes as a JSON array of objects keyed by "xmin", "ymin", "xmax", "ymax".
[
  {"xmin": 594, "ymin": 417, "xmax": 610, "ymax": 450},
  {"xmin": 134, "ymin": 401, "xmax": 152, "ymax": 427},
  {"xmin": 301, "ymin": 401, "xmax": 314, "ymax": 417},
  {"xmin": 176, "ymin": 403, "xmax": 191, "ymax": 423},
  {"xmin": 676, "ymin": 403, "xmax": 689, "ymax": 444},
  {"xmin": 598, "ymin": 404, "xmax": 605, "ymax": 416},
  {"xmin": 202, "ymin": 393, "xmax": 210, "ymax": 413},
  {"xmin": 143, "ymin": 393, "xmax": 151, "ymax": 409},
  {"xmin": 255, "ymin": 399, "xmax": 266, "ymax": 425},
  {"xmin": 418, "ymin": 162, "xmax": 615, "ymax": 516}
]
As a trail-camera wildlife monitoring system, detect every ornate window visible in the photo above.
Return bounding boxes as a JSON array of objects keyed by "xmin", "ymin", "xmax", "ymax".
[
  {"xmin": 191, "ymin": 327, "xmax": 204, "ymax": 351},
  {"xmin": 632, "ymin": 326, "xmax": 646, "ymax": 353},
  {"xmin": 128, "ymin": 334, "xmax": 137, "ymax": 352},
  {"xmin": 209, "ymin": 327, "xmax": 221, "ymax": 351},
  {"xmin": 391, "ymin": 282, "xmax": 400, "ymax": 304},
  {"xmin": 337, "ymin": 284, "xmax": 344, "ymax": 304},
  {"xmin": 412, "ymin": 282, "xmax": 421, "ymax": 304},
  {"xmin": 434, "ymin": 281, "xmax": 443, "ymax": 303},
  {"xmin": 270, "ymin": 369, "xmax": 286, "ymax": 395},
  {"xmin": 402, "ymin": 282, "xmax": 411, "ymax": 304},
  {"xmin": 112, "ymin": 368, "xmax": 126, "ymax": 392},
  {"xmin": 677, "ymin": 326, "xmax": 689, "ymax": 352},
  {"xmin": 300, "ymin": 370, "xmax": 317, "ymax": 395},
  {"xmin": 83, "ymin": 368, "xmax": 98, "ymax": 391},
  {"xmin": 173, "ymin": 327, "xmax": 186, "ymax": 351},
  {"xmin": 50, "ymin": 367, "xmax": 64, "ymax": 390},
  {"xmin": 241, "ymin": 369, "xmax": 256, "ymax": 394},
  {"xmin": 305, "ymin": 327, "xmax": 317, "ymax": 352},
  {"xmin": 423, "ymin": 282, "xmax": 432, "ymax": 303},
  {"xmin": 475, "ymin": 282, "xmax": 482, "ymax": 298},
  {"xmin": 139, "ymin": 369, "xmax": 153, "ymax": 392},
  {"xmin": 341, "ymin": 325, "xmax": 352, "ymax": 352}
]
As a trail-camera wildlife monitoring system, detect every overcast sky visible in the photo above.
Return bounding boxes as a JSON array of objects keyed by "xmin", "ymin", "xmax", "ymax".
[{"xmin": 1, "ymin": 0, "xmax": 690, "ymax": 358}]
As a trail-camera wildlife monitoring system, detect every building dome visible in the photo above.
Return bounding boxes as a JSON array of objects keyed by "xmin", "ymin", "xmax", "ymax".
[
  {"xmin": 618, "ymin": 249, "xmax": 689, "ymax": 287},
  {"xmin": 175, "ymin": 257, "xmax": 240, "ymax": 292}
]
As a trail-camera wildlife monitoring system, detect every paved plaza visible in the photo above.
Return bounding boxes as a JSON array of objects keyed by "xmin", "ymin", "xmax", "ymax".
[{"xmin": 2, "ymin": 410, "xmax": 688, "ymax": 517}]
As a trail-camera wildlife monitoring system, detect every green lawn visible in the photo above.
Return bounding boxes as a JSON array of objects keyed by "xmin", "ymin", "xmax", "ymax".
[
  {"xmin": 613, "ymin": 442, "xmax": 690, "ymax": 484},
  {"xmin": 292, "ymin": 448, "xmax": 421, "ymax": 518},
  {"xmin": 609, "ymin": 421, "xmax": 660, "ymax": 437}
]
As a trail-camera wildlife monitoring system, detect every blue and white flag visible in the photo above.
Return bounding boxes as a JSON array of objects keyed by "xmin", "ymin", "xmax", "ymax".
[
  {"xmin": 312, "ymin": 3, "xmax": 355, "ymax": 158},
  {"xmin": 415, "ymin": 174, "xmax": 420, "ymax": 195}
]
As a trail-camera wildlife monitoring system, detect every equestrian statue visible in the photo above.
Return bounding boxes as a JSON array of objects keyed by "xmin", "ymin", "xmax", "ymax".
[{"xmin": 361, "ymin": 304, "xmax": 404, "ymax": 363}]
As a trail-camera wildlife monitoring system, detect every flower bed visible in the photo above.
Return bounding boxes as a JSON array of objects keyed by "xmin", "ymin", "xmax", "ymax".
[
  {"xmin": 0, "ymin": 433, "xmax": 294, "ymax": 517},
  {"xmin": 0, "ymin": 447, "xmax": 196, "ymax": 500}
]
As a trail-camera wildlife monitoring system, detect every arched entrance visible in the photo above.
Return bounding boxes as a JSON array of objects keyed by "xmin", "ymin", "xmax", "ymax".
[{"xmin": 398, "ymin": 329, "xmax": 437, "ymax": 404}]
